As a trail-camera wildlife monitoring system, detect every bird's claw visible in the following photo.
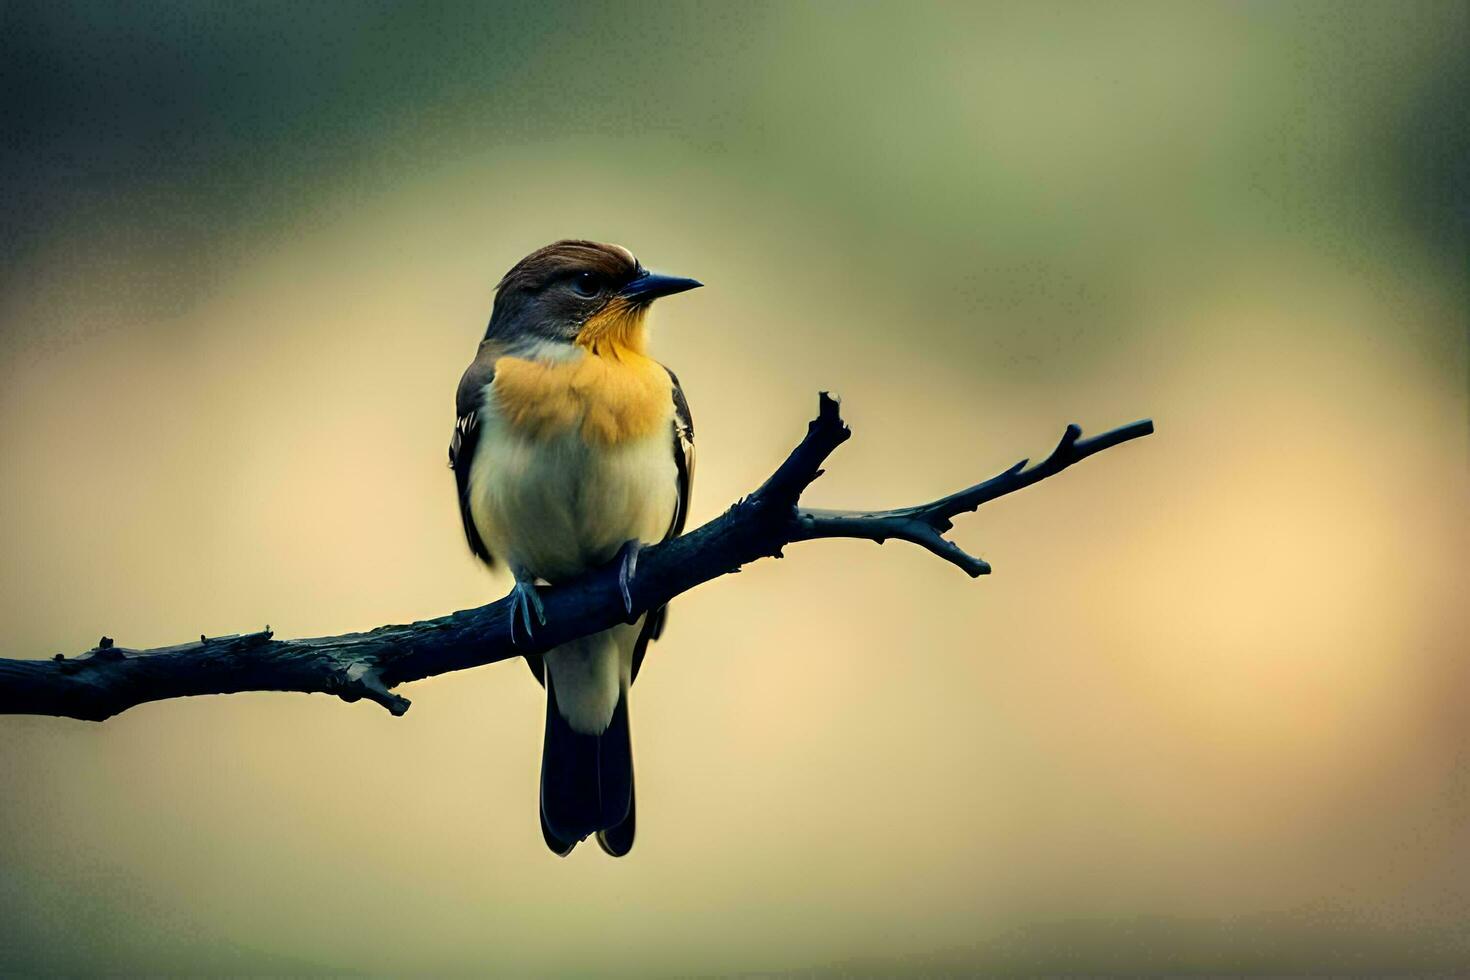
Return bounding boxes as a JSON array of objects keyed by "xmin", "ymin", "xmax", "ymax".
[
  {"xmin": 616, "ymin": 539, "xmax": 642, "ymax": 621},
  {"xmin": 509, "ymin": 574, "xmax": 546, "ymax": 646}
]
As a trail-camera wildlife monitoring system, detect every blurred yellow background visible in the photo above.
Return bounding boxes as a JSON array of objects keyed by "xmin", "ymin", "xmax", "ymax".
[{"xmin": 1, "ymin": 1, "xmax": 1465, "ymax": 974}]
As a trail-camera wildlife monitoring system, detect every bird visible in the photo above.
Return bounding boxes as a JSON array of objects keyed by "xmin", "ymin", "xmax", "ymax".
[{"xmin": 449, "ymin": 240, "xmax": 698, "ymax": 857}]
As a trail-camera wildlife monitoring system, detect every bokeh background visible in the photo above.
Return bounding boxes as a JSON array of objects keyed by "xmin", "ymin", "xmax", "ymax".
[{"xmin": 2, "ymin": 1, "xmax": 1466, "ymax": 975}]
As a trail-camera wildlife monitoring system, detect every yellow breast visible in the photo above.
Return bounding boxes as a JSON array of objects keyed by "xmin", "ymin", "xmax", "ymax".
[{"xmin": 490, "ymin": 346, "xmax": 672, "ymax": 447}]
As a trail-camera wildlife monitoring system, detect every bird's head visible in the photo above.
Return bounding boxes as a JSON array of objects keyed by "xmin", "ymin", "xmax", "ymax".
[{"xmin": 485, "ymin": 240, "xmax": 701, "ymax": 356}]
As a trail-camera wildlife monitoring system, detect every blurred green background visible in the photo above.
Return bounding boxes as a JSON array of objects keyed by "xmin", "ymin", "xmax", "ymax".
[{"xmin": 1, "ymin": 1, "xmax": 1466, "ymax": 975}]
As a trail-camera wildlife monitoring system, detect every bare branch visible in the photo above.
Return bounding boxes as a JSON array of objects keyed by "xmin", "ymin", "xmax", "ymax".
[
  {"xmin": 0, "ymin": 394, "xmax": 1153, "ymax": 722},
  {"xmin": 792, "ymin": 417, "xmax": 1156, "ymax": 576}
]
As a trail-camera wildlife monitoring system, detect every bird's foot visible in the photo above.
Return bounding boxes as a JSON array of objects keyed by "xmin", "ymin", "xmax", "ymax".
[
  {"xmin": 615, "ymin": 539, "xmax": 643, "ymax": 621},
  {"xmin": 508, "ymin": 571, "xmax": 547, "ymax": 646}
]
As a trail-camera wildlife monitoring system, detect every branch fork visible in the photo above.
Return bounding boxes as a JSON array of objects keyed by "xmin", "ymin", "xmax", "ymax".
[{"xmin": 791, "ymin": 413, "xmax": 1153, "ymax": 577}]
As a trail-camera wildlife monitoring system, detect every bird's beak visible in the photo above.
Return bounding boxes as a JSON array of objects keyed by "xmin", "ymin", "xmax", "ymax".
[{"xmin": 618, "ymin": 270, "xmax": 703, "ymax": 306}]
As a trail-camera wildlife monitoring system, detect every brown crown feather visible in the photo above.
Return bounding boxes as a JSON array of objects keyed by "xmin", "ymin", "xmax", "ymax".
[{"xmin": 495, "ymin": 240, "xmax": 639, "ymax": 294}]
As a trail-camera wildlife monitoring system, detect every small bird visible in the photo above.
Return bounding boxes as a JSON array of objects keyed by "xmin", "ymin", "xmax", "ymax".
[{"xmin": 449, "ymin": 240, "xmax": 698, "ymax": 857}]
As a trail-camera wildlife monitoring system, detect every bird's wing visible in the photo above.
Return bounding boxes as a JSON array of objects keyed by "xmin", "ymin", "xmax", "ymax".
[
  {"xmin": 449, "ymin": 345, "xmax": 500, "ymax": 567},
  {"xmin": 666, "ymin": 366, "xmax": 696, "ymax": 546},
  {"xmin": 632, "ymin": 366, "xmax": 695, "ymax": 681}
]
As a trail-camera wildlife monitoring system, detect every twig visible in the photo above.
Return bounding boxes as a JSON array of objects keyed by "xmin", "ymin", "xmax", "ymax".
[{"xmin": 793, "ymin": 418, "xmax": 1155, "ymax": 576}]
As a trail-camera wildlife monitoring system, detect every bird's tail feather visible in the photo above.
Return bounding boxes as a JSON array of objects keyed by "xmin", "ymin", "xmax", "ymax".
[
  {"xmin": 596, "ymin": 781, "xmax": 635, "ymax": 857},
  {"xmin": 539, "ymin": 672, "xmax": 634, "ymax": 856}
]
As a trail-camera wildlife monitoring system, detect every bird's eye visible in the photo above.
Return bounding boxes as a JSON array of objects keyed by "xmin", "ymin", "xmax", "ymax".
[{"xmin": 571, "ymin": 271, "xmax": 600, "ymax": 297}]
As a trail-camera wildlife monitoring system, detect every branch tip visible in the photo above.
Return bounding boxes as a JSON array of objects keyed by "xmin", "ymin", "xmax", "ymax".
[
  {"xmin": 963, "ymin": 556, "xmax": 993, "ymax": 577},
  {"xmin": 340, "ymin": 662, "xmax": 410, "ymax": 716},
  {"xmin": 1053, "ymin": 424, "xmax": 1081, "ymax": 458}
]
